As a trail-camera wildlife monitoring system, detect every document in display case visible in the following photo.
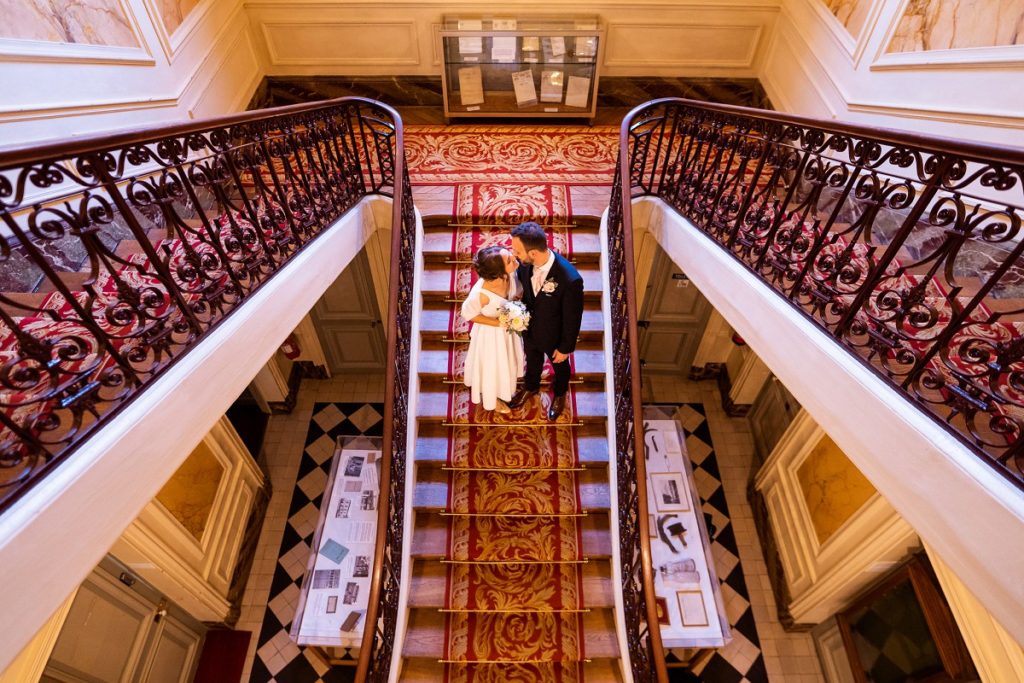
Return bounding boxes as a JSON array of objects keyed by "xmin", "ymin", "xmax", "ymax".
[
  {"xmin": 458, "ymin": 66, "xmax": 484, "ymax": 106},
  {"xmin": 440, "ymin": 15, "xmax": 603, "ymax": 120}
]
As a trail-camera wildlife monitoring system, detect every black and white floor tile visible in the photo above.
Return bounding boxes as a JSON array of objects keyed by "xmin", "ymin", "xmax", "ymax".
[
  {"xmin": 249, "ymin": 402, "xmax": 384, "ymax": 683},
  {"xmin": 647, "ymin": 403, "xmax": 769, "ymax": 683}
]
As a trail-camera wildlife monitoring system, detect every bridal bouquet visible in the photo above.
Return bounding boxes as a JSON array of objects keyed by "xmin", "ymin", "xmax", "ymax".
[{"xmin": 498, "ymin": 301, "xmax": 530, "ymax": 336}]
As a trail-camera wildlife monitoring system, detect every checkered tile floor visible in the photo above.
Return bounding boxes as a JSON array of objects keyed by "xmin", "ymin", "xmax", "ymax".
[
  {"xmin": 249, "ymin": 402, "xmax": 384, "ymax": 683},
  {"xmin": 648, "ymin": 404, "xmax": 769, "ymax": 683},
  {"xmin": 246, "ymin": 401, "xmax": 768, "ymax": 682}
]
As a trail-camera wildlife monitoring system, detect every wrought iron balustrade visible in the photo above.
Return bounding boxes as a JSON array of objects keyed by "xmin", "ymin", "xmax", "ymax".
[
  {"xmin": 607, "ymin": 121, "xmax": 670, "ymax": 682},
  {"xmin": 613, "ymin": 98, "xmax": 1024, "ymax": 489},
  {"xmin": 356, "ymin": 118, "xmax": 416, "ymax": 683},
  {"xmin": 0, "ymin": 97, "xmax": 413, "ymax": 534}
]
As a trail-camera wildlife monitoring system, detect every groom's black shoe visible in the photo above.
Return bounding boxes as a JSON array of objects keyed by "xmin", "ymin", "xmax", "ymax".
[
  {"xmin": 507, "ymin": 388, "xmax": 537, "ymax": 409},
  {"xmin": 548, "ymin": 394, "xmax": 567, "ymax": 421}
]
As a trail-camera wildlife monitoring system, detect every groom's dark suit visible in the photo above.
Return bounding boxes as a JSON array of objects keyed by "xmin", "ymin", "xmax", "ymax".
[{"xmin": 517, "ymin": 252, "xmax": 585, "ymax": 396}]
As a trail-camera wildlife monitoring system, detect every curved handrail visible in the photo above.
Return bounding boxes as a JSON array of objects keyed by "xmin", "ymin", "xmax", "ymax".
[
  {"xmin": 616, "ymin": 97, "xmax": 1024, "ymax": 489},
  {"xmin": 354, "ymin": 109, "xmax": 416, "ymax": 682},
  {"xmin": 608, "ymin": 113, "xmax": 669, "ymax": 681},
  {"xmin": 0, "ymin": 96, "xmax": 409, "ymax": 511}
]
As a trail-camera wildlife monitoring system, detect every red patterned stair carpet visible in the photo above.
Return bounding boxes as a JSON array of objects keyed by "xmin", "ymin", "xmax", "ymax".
[{"xmin": 405, "ymin": 126, "xmax": 616, "ymax": 682}]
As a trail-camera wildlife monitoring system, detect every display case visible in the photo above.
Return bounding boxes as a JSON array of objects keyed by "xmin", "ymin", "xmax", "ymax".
[{"xmin": 440, "ymin": 16, "xmax": 604, "ymax": 120}]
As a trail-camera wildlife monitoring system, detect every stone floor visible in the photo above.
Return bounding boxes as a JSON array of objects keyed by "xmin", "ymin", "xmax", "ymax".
[
  {"xmin": 643, "ymin": 375, "xmax": 825, "ymax": 682},
  {"xmin": 236, "ymin": 373, "xmax": 386, "ymax": 683},
  {"xmin": 236, "ymin": 370, "xmax": 824, "ymax": 682}
]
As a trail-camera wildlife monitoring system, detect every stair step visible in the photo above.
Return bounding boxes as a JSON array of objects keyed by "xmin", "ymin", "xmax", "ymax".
[
  {"xmin": 400, "ymin": 658, "xmax": 624, "ymax": 683},
  {"xmin": 419, "ymin": 267, "xmax": 604, "ymax": 304},
  {"xmin": 411, "ymin": 511, "xmax": 613, "ymax": 559},
  {"xmin": 422, "ymin": 232, "xmax": 602, "ymax": 264},
  {"xmin": 413, "ymin": 468, "xmax": 610, "ymax": 512},
  {"xmin": 417, "ymin": 348, "xmax": 606, "ymax": 382},
  {"xmin": 402, "ymin": 608, "xmax": 620, "ymax": 659},
  {"xmin": 414, "ymin": 425, "xmax": 610, "ymax": 466},
  {"xmin": 421, "ymin": 215, "xmax": 601, "ymax": 232},
  {"xmin": 418, "ymin": 307, "xmax": 605, "ymax": 344},
  {"xmin": 408, "ymin": 558, "xmax": 615, "ymax": 610},
  {"xmin": 416, "ymin": 387, "xmax": 608, "ymax": 423}
]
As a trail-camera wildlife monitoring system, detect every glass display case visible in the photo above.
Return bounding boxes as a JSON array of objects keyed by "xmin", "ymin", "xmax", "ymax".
[{"xmin": 439, "ymin": 16, "xmax": 604, "ymax": 120}]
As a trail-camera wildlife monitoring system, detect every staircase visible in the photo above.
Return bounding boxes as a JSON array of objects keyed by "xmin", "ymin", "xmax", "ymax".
[{"xmin": 399, "ymin": 216, "xmax": 625, "ymax": 682}]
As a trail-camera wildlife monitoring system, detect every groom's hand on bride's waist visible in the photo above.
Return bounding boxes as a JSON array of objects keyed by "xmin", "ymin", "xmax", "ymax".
[{"xmin": 552, "ymin": 350, "xmax": 570, "ymax": 363}]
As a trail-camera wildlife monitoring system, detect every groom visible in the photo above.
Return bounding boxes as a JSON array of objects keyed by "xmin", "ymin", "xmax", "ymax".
[{"xmin": 507, "ymin": 221, "xmax": 585, "ymax": 420}]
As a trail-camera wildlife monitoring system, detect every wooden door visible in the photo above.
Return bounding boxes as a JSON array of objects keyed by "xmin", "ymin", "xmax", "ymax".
[
  {"xmin": 637, "ymin": 245, "xmax": 711, "ymax": 375},
  {"xmin": 41, "ymin": 558, "xmax": 203, "ymax": 683},
  {"xmin": 311, "ymin": 249, "xmax": 387, "ymax": 373}
]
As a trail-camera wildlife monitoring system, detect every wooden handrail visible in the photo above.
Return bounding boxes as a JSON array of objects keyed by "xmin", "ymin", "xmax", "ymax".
[
  {"xmin": 354, "ymin": 106, "xmax": 415, "ymax": 681},
  {"xmin": 622, "ymin": 97, "xmax": 1024, "ymax": 166},
  {"xmin": 0, "ymin": 97, "xmax": 408, "ymax": 515},
  {"xmin": 613, "ymin": 104, "xmax": 670, "ymax": 683},
  {"xmin": 0, "ymin": 96, "xmax": 391, "ymax": 165},
  {"xmin": 617, "ymin": 97, "xmax": 1024, "ymax": 488}
]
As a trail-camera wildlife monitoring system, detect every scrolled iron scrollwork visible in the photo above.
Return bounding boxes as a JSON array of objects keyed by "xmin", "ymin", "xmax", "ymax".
[
  {"xmin": 616, "ymin": 97, "xmax": 1024, "ymax": 490},
  {"xmin": 0, "ymin": 97, "xmax": 405, "ymax": 514}
]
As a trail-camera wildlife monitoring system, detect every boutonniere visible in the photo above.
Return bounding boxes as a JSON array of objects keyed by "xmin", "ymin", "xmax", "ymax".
[{"xmin": 541, "ymin": 280, "xmax": 558, "ymax": 294}]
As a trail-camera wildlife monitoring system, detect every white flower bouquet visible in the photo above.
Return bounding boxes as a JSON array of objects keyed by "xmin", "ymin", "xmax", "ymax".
[{"xmin": 498, "ymin": 300, "xmax": 531, "ymax": 336}]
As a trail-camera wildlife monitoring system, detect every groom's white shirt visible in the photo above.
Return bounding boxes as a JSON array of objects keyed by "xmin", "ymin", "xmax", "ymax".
[{"xmin": 531, "ymin": 249, "xmax": 556, "ymax": 296}]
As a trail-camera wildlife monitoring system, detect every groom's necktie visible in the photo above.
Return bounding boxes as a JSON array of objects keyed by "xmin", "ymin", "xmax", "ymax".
[{"xmin": 532, "ymin": 267, "xmax": 545, "ymax": 296}]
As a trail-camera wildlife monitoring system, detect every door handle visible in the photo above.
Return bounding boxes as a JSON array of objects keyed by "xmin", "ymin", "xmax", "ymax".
[{"xmin": 153, "ymin": 598, "xmax": 168, "ymax": 623}]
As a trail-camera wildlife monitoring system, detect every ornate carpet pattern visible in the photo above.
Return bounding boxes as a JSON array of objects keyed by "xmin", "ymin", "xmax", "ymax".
[
  {"xmin": 439, "ymin": 220, "xmax": 587, "ymax": 681},
  {"xmin": 405, "ymin": 125, "xmax": 618, "ymax": 184}
]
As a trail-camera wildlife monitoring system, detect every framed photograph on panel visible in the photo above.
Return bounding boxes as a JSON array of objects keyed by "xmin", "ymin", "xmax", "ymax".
[
  {"xmin": 654, "ymin": 596, "xmax": 670, "ymax": 625},
  {"xmin": 677, "ymin": 590, "xmax": 709, "ymax": 628},
  {"xmin": 650, "ymin": 472, "xmax": 689, "ymax": 512}
]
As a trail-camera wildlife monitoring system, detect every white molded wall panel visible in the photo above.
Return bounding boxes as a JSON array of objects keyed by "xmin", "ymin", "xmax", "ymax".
[
  {"xmin": 245, "ymin": 0, "xmax": 780, "ymax": 78},
  {"xmin": 761, "ymin": 0, "xmax": 1024, "ymax": 145},
  {"xmin": 0, "ymin": 0, "xmax": 263, "ymax": 145}
]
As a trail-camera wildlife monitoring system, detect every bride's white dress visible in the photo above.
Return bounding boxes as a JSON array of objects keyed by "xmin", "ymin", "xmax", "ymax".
[{"xmin": 461, "ymin": 277, "xmax": 525, "ymax": 411}]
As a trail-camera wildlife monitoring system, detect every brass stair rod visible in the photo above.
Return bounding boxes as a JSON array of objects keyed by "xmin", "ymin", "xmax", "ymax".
[
  {"xmin": 437, "ymin": 608, "xmax": 591, "ymax": 613},
  {"xmin": 438, "ymin": 558, "xmax": 590, "ymax": 565},
  {"xmin": 441, "ymin": 377, "xmax": 584, "ymax": 385},
  {"xmin": 437, "ymin": 510, "xmax": 589, "ymax": 518},
  {"xmin": 440, "ymin": 421, "xmax": 585, "ymax": 428},
  {"xmin": 440, "ymin": 465, "xmax": 588, "ymax": 471},
  {"xmin": 446, "ymin": 222, "xmax": 576, "ymax": 229}
]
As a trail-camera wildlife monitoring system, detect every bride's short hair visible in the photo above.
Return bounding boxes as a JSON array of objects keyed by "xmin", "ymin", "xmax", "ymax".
[{"xmin": 473, "ymin": 246, "xmax": 507, "ymax": 281}]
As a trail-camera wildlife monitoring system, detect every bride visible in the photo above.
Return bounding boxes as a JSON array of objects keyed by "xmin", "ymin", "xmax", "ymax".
[{"xmin": 461, "ymin": 245, "xmax": 525, "ymax": 414}]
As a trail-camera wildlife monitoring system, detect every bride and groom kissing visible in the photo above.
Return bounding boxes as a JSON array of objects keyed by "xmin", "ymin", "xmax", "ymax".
[{"xmin": 460, "ymin": 221, "xmax": 585, "ymax": 421}]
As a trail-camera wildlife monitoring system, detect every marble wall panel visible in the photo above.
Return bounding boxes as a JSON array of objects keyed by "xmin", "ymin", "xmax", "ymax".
[
  {"xmin": 155, "ymin": 441, "xmax": 225, "ymax": 541},
  {"xmin": 0, "ymin": 0, "xmax": 139, "ymax": 47},
  {"xmin": 887, "ymin": 0, "xmax": 1024, "ymax": 53},
  {"xmin": 156, "ymin": 0, "xmax": 201, "ymax": 36},
  {"xmin": 823, "ymin": 0, "xmax": 874, "ymax": 38},
  {"xmin": 795, "ymin": 434, "xmax": 876, "ymax": 545}
]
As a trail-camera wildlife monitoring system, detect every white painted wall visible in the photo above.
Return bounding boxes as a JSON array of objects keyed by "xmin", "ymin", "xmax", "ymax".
[
  {"xmin": 244, "ymin": 0, "xmax": 779, "ymax": 79},
  {"xmin": 0, "ymin": 0, "xmax": 264, "ymax": 145},
  {"xmin": 632, "ymin": 196, "xmax": 1024, "ymax": 648},
  {"xmin": 761, "ymin": 0, "xmax": 1024, "ymax": 145}
]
